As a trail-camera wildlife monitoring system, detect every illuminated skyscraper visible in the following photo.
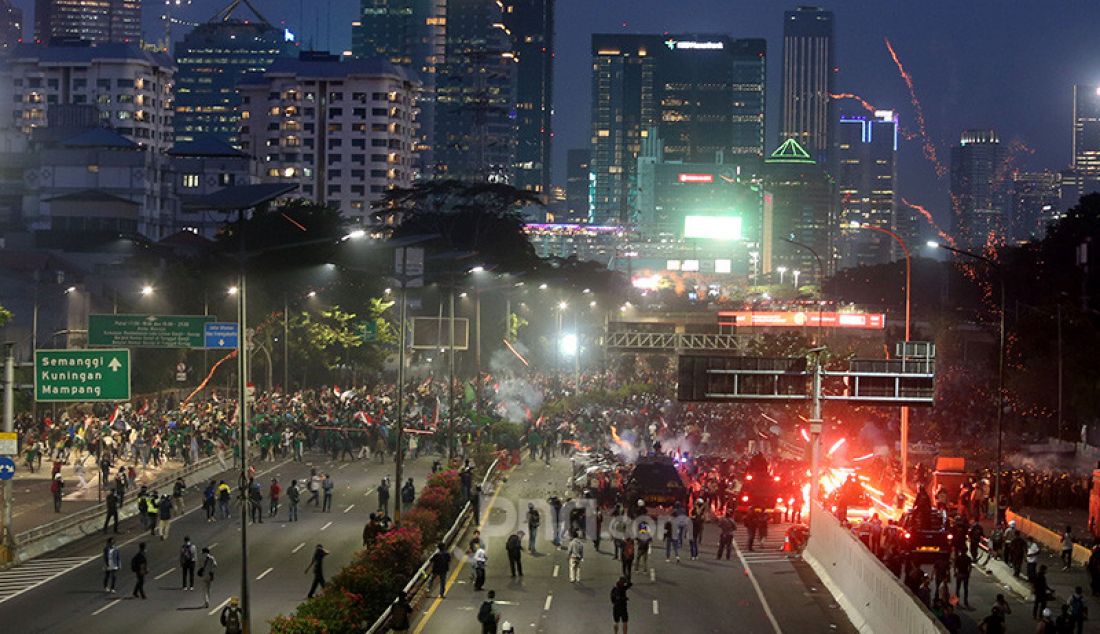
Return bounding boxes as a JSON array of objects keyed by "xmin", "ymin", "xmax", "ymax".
[
  {"xmin": 502, "ymin": 0, "xmax": 554, "ymax": 197},
  {"xmin": 34, "ymin": 0, "xmax": 140, "ymax": 44},
  {"xmin": 835, "ymin": 110, "xmax": 899, "ymax": 269},
  {"xmin": 950, "ymin": 129, "xmax": 1006, "ymax": 250},
  {"xmin": 174, "ymin": 0, "xmax": 293, "ymax": 144},
  {"xmin": 762, "ymin": 138, "xmax": 835, "ymax": 283},
  {"xmin": 1010, "ymin": 171, "xmax": 1061, "ymax": 242},
  {"xmin": 780, "ymin": 6, "xmax": 834, "ymax": 164},
  {"xmin": 565, "ymin": 148, "xmax": 591, "ymax": 223},
  {"xmin": 589, "ymin": 33, "xmax": 765, "ymax": 225}
]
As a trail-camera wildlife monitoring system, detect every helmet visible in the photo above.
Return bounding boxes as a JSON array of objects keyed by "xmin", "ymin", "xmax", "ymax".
[{"xmin": 1043, "ymin": 608, "xmax": 1052, "ymax": 618}]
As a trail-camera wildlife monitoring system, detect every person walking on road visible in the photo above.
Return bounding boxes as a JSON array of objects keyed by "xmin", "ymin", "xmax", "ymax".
[
  {"xmin": 377, "ymin": 478, "xmax": 390, "ymax": 515},
  {"xmin": 287, "ymin": 479, "xmax": 300, "ymax": 521},
  {"xmin": 717, "ymin": 512, "xmax": 736, "ymax": 560},
  {"xmin": 217, "ymin": 481, "xmax": 232, "ymax": 519},
  {"xmin": 611, "ymin": 576, "xmax": 632, "ymax": 634},
  {"xmin": 146, "ymin": 492, "xmax": 159, "ymax": 536},
  {"xmin": 322, "ymin": 473, "xmax": 334, "ymax": 512},
  {"xmin": 620, "ymin": 537, "xmax": 635, "ymax": 582},
  {"xmin": 305, "ymin": 544, "xmax": 330, "ymax": 598},
  {"xmin": 103, "ymin": 489, "xmax": 120, "ymax": 534},
  {"xmin": 130, "ymin": 542, "xmax": 148, "ymax": 599},
  {"xmin": 429, "ymin": 542, "xmax": 451, "ymax": 598},
  {"xmin": 506, "ymin": 531, "xmax": 524, "ymax": 578},
  {"xmin": 1068, "ymin": 585, "xmax": 1088, "ymax": 634},
  {"xmin": 477, "ymin": 590, "xmax": 499, "ymax": 634},
  {"xmin": 307, "ymin": 469, "xmax": 321, "ymax": 508},
  {"xmin": 401, "ymin": 477, "xmax": 415, "ymax": 510},
  {"xmin": 179, "ymin": 535, "xmax": 197, "ymax": 590},
  {"xmin": 568, "ymin": 531, "xmax": 585, "ymax": 583},
  {"xmin": 158, "ymin": 493, "xmax": 174, "ymax": 540},
  {"xmin": 220, "ymin": 596, "xmax": 243, "ymax": 634},
  {"xmin": 172, "ymin": 477, "xmax": 186, "ymax": 514},
  {"xmin": 1026, "ymin": 537, "xmax": 1041, "ymax": 581},
  {"xmin": 51, "ymin": 473, "xmax": 64, "ymax": 513},
  {"xmin": 1033, "ymin": 564, "xmax": 1052, "ymax": 619},
  {"xmin": 268, "ymin": 478, "xmax": 281, "ymax": 518},
  {"xmin": 526, "ymin": 503, "xmax": 540, "ymax": 553},
  {"xmin": 203, "ymin": 481, "xmax": 216, "ymax": 522},
  {"xmin": 473, "ymin": 543, "xmax": 488, "ymax": 591},
  {"xmin": 954, "ymin": 550, "xmax": 972, "ymax": 608},
  {"xmin": 102, "ymin": 537, "xmax": 120, "ymax": 592},
  {"xmin": 635, "ymin": 523, "xmax": 651, "ymax": 573},
  {"xmin": 1061, "ymin": 526, "xmax": 1074, "ymax": 571},
  {"xmin": 199, "ymin": 546, "xmax": 217, "ymax": 608},
  {"xmin": 388, "ymin": 590, "xmax": 413, "ymax": 632}
]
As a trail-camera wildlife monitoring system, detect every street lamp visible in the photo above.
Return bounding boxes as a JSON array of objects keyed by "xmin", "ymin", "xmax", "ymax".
[
  {"xmin": 777, "ymin": 266, "xmax": 787, "ymax": 285},
  {"xmin": 792, "ymin": 270, "xmax": 801, "ymax": 288},
  {"xmin": 852, "ymin": 221, "xmax": 913, "ymax": 485},
  {"xmin": 227, "ymin": 286, "xmax": 239, "ymax": 296},
  {"xmin": 927, "ymin": 240, "xmax": 1006, "ymax": 523},
  {"xmin": 140, "ymin": 285, "xmax": 154, "ymax": 296}
]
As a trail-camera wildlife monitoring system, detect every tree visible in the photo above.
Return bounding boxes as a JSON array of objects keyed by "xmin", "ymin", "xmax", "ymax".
[{"xmin": 0, "ymin": 304, "xmax": 11, "ymax": 327}]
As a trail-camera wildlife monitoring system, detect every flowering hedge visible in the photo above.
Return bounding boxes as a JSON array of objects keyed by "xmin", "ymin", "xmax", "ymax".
[{"xmin": 270, "ymin": 469, "xmax": 468, "ymax": 633}]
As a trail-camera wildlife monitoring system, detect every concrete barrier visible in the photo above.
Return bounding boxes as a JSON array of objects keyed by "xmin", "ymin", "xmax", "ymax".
[
  {"xmin": 803, "ymin": 502, "xmax": 948, "ymax": 634},
  {"xmin": 1005, "ymin": 508, "xmax": 1091, "ymax": 566}
]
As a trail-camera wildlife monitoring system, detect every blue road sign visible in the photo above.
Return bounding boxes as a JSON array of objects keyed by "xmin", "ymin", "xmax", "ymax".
[
  {"xmin": 0, "ymin": 456, "xmax": 15, "ymax": 480},
  {"xmin": 204, "ymin": 322, "xmax": 240, "ymax": 349}
]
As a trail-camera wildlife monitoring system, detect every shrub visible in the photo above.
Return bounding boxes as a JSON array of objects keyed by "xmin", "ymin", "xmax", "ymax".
[
  {"xmin": 416, "ymin": 485, "xmax": 457, "ymax": 523},
  {"xmin": 270, "ymin": 615, "xmax": 332, "ymax": 634},
  {"xmin": 426, "ymin": 469, "xmax": 461, "ymax": 497},
  {"xmin": 402, "ymin": 506, "xmax": 441, "ymax": 545}
]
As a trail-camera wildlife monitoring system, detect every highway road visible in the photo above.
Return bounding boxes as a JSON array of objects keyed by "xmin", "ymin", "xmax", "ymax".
[
  {"xmin": 413, "ymin": 458, "xmax": 856, "ymax": 634},
  {"xmin": 0, "ymin": 451, "xmax": 436, "ymax": 633}
]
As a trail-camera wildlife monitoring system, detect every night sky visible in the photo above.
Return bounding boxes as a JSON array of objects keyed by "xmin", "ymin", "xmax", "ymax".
[{"xmin": 12, "ymin": 0, "xmax": 1100, "ymax": 227}]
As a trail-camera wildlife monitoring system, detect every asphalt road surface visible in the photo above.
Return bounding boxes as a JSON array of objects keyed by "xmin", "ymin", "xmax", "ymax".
[
  {"xmin": 0, "ymin": 451, "xmax": 436, "ymax": 633},
  {"xmin": 413, "ymin": 457, "xmax": 855, "ymax": 634}
]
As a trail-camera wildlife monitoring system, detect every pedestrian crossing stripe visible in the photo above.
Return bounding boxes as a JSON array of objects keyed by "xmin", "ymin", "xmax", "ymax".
[{"xmin": 0, "ymin": 555, "xmax": 96, "ymax": 604}]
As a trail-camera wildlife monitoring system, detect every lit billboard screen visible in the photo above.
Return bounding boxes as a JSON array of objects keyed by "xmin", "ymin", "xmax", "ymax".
[
  {"xmin": 717, "ymin": 311, "xmax": 886, "ymax": 330},
  {"xmin": 678, "ymin": 173, "xmax": 714, "ymax": 183},
  {"xmin": 684, "ymin": 215, "xmax": 741, "ymax": 241}
]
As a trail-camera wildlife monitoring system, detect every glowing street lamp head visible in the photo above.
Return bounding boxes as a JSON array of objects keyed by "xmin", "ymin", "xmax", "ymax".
[
  {"xmin": 227, "ymin": 286, "xmax": 239, "ymax": 296},
  {"xmin": 559, "ymin": 333, "xmax": 578, "ymax": 357},
  {"xmin": 307, "ymin": 290, "xmax": 317, "ymax": 298},
  {"xmin": 468, "ymin": 265, "xmax": 485, "ymax": 274},
  {"xmin": 558, "ymin": 301, "xmax": 567, "ymax": 310},
  {"xmin": 926, "ymin": 241, "xmax": 941, "ymax": 249},
  {"xmin": 777, "ymin": 266, "xmax": 787, "ymax": 274},
  {"xmin": 64, "ymin": 286, "xmax": 76, "ymax": 294},
  {"xmin": 141, "ymin": 285, "xmax": 154, "ymax": 296},
  {"xmin": 342, "ymin": 229, "xmax": 366, "ymax": 241},
  {"xmin": 538, "ymin": 283, "xmax": 548, "ymax": 290}
]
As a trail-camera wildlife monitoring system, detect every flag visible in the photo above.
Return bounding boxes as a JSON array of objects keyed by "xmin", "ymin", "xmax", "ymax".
[
  {"xmin": 463, "ymin": 381, "xmax": 476, "ymax": 404},
  {"xmin": 353, "ymin": 411, "xmax": 374, "ymax": 425},
  {"xmin": 432, "ymin": 397, "xmax": 440, "ymax": 429}
]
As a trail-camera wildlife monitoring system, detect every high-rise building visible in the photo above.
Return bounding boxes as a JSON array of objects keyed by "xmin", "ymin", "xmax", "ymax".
[
  {"xmin": 502, "ymin": 0, "xmax": 553, "ymax": 197},
  {"xmin": 9, "ymin": 42, "xmax": 175, "ymax": 154},
  {"xmin": 237, "ymin": 52, "xmax": 419, "ymax": 224},
  {"xmin": 1068, "ymin": 84, "xmax": 1100, "ymax": 202},
  {"xmin": 950, "ymin": 129, "xmax": 1006, "ymax": 250},
  {"xmin": 351, "ymin": 0, "xmax": 445, "ymax": 173},
  {"xmin": 1009, "ymin": 171, "xmax": 1061, "ymax": 242},
  {"xmin": 434, "ymin": 0, "xmax": 516, "ymax": 183},
  {"xmin": 834, "ymin": 110, "xmax": 899, "ymax": 269},
  {"xmin": 34, "ymin": 0, "xmax": 140, "ymax": 45},
  {"xmin": 565, "ymin": 148, "xmax": 590, "ymax": 223},
  {"xmin": 174, "ymin": 1, "xmax": 293, "ymax": 145},
  {"xmin": 780, "ymin": 6, "xmax": 834, "ymax": 165},
  {"xmin": 762, "ymin": 138, "xmax": 834, "ymax": 283},
  {"xmin": 1, "ymin": 0, "xmax": 23, "ymax": 52},
  {"xmin": 589, "ymin": 33, "xmax": 766, "ymax": 225}
]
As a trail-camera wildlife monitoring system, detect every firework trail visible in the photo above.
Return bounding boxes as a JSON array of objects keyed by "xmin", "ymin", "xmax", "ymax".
[
  {"xmin": 901, "ymin": 197, "xmax": 956, "ymax": 247},
  {"xmin": 884, "ymin": 37, "xmax": 947, "ymax": 177},
  {"xmin": 830, "ymin": 92, "xmax": 877, "ymax": 114},
  {"xmin": 995, "ymin": 138, "xmax": 1037, "ymax": 184}
]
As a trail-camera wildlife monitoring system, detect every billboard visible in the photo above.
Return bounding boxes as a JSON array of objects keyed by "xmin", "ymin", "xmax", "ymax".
[
  {"xmin": 717, "ymin": 311, "xmax": 886, "ymax": 330},
  {"xmin": 411, "ymin": 317, "xmax": 470, "ymax": 350},
  {"xmin": 678, "ymin": 173, "xmax": 714, "ymax": 183},
  {"xmin": 683, "ymin": 215, "xmax": 741, "ymax": 240}
]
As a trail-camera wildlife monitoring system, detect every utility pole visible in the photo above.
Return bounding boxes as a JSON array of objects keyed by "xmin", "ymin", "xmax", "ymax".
[
  {"xmin": 808, "ymin": 348, "xmax": 823, "ymax": 527},
  {"xmin": 236, "ymin": 209, "xmax": 252, "ymax": 634},
  {"xmin": 1, "ymin": 343, "xmax": 15, "ymax": 564},
  {"xmin": 448, "ymin": 284, "xmax": 456, "ymax": 460},
  {"xmin": 283, "ymin": 294, "xmax": 289, "ymax": 392},
  {"xmin": 1057, "ymin": 303, "xmax": 1064, "ymax": 440},
  {"xmin": 394, "ymin": 248, "xmax": 409, "ymax": 522}
]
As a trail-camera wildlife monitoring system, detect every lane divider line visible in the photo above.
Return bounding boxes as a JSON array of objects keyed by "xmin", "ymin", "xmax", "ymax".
[
  {"xmin": 732, "ymin": 534, "xmax": 782, "ymax": 633},
  {"xmin": 343, "ymin": 504, "xmax": 355, "ymax": 514},
  {"xmin": 292, "ymin": 542, "xmax": 306, "ymax": 554},
  {"xmin": 652, "ymin": 600, "xmax": 659, "ymax": 615},
  {"xmin": 320, "ymin": 521, "xmax": 333, "ymax": 531},
  {"xmin": 92, "ymin": 598, "xmax": 122, "ymax": 615},
  {"xmin": 650, "ymin": 568, "xmax": 655, "ymax": 582},
  {"xmin": 256, "ymin": 567, "xmax": 274, "ymax": 580},
  {"xmin": 154, "ymin": 568, "xmax": 175, "ymax": 580},
  {"xmin": 208, "ymin": 596, "xmax": 231, "ymax": 616},
  {"xmin": 552, "ymin": 564, "xmax": 559, "ymax": 578},
  {"xmin": 544, "ymin": 594, "xmax": 553, "ymax": 611}
]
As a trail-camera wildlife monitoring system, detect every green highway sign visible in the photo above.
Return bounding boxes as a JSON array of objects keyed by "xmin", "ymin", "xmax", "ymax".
[
  {"xmin": 88, "ymin": 314, "xmax": 215, "ymax": 348},
  {"xmin": 362, "ymin": 321, "xmax": 378, "ymax": 342},
  {"xmin": 35, "ymin": 349, "xmax": 131, "ymax": 402}
]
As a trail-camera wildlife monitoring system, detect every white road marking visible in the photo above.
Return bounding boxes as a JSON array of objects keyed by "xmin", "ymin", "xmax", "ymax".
[
  {"xmin": 733, "ymin": 537, "xmax": 783, "ymax": 633},
  {"xmin": 208, "ymin": 596, "xmax": 231, "ymax": 616},
  {"xmin": 292, "ymin": 542, "xmax": 306, "ymax": 554},
  {"xmin": 321, "ymin": 521, "xmax": 333, "ymax": 531},
  {"xmin": 552, "ymin": 565, "xmax": 559, "ymax": 578},
  {"xmin": 154, "ymin": 568, "xmax": 175, "ymax": 580},
  {"xmin": 0, "ymin": 556, "xmax": 97, "ymax": 604},
  {"xmin": 338, "ymin": 463, "xmax": 349, "ymax": 470},
  {"xmin": 208, "ymin": 542, "xmax": 218, "ymax": 549},
  {"xmin": 256, "ymin": 567, "xmax": 274, "ymax": 580},
  {"xmin": 543, "ymin": 594, "xmax": 553, "ymax": 611},
  {"xmin": 650, "ymin": 568, "xmax": 656, "ymax": 582},
  {"xmin": 92, "ymin": 599, "xmax": 122, "ymax": 615},
  {"xmin": 652, "ymin": 600, "xmax": 659, "ymax": 615},
  {"xmin": 343, "ymin": 504, "xmax": 355, "ymax": 514}
]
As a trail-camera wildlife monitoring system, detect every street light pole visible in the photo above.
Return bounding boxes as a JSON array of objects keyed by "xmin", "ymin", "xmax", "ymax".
[
  {"xmin": 234, "ymin": 209, "xmax": 253, "ymax": 634},
  {"xmin": 394, "ymin": 249, "xmax": 409, "ymax": 523},
  {"xmin": 448, "ymin": 283, "xmax": 456, "ymax": 460},
  {"xmin": 2, "ymin": 343, "xmax": 15, "ymax": 564},
  {"xmin": 283, "ymin": 294, "xmax": 289, "ymax": 392},
  {"xmin": 927, "ymin": 241, "xmax": 1005, "ymax": 523}
]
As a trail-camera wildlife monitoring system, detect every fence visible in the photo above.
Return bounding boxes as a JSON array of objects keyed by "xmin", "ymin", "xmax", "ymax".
[
  {"xmin": 366, "ymin": 457, "xmax": 501, "ymax": 634},
  {"xmin": 802, "ymin": 502, "xmax": 948, "ymax": 634}
]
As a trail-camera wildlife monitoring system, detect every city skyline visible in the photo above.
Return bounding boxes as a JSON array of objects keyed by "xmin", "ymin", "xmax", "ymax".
[{"xmin": 7, "ymin": 1, "xmax": 1100, "ymax": 233}]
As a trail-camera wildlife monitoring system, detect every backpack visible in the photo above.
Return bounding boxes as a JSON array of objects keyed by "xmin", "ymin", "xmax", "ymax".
[
  {"xmin": 610, "ymin": 585, "xmax": 625, "ymax": 605},
  {"xmin": 1069, "ymin": 594, "xmax": 1087, "ymax": 618},
  {"xmin": 181, "ymin": 544, "xmax": 194, "ymax": 563},
  {"xmin": 477, "ymin": 601, "xmax": 494, "ymax": 625},
  {"xmin": 222, "ymin": 606, "xmax": 242, "ymax": 631}
]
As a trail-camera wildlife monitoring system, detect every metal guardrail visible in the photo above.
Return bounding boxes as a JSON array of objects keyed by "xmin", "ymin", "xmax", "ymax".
[
  {"xmin": 366, "ymin": 457, "xmax": 502, "ymax": 634},
  {"xmin": 14, "ymin": 451, "xmax": 227, "ymax": 545}
]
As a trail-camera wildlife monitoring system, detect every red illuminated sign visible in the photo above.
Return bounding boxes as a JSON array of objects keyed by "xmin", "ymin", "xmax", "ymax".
[
  {"xmin": 678, "ymin": 173, "xmax": 714, "ymax": 184},
  {"xmin": 717, "ymin": 311, "xmax": 886, "ymax": 330}
]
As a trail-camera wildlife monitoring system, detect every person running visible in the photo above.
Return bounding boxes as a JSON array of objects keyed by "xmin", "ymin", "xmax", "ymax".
[
  {"xmin": 102, "ymin": 537, "xmax": 120, "ymax": 593},
  {"xmin": 199, "ymin": 546, "xmax": 217, "ymax": 608},
  {"xmin": 180, "ymin": 535, "xmax": 197, "ymax": 590},
  {"xmin": 526, "ymin": 503, "xmax": 540, "ymax": 553},
  {"xmin": 611, "ymin": 576, "xmax": 632, "ymax": 634},
  {"xmin": 377, "ymin": 478, "xmax": 390, "ymax": 515},
  {"xmin": 269, "ymin": 478, "xmax": 281, "ymax": 518},
  {"xmin": 305, "ymin": 544, "xmax": 329, "ymax": 598},
  {"xmin": 287, "ymin": 479, "xmax": 300, "ymax": 521},
  {"xmin": 220, "ymin": 597, "xmax": 244, "ymax": 634},
  {"xmin": 430, "ymin": 542, "xmax": 451, "ymax": 598},
  {"xmin": 130, "ymin": 542, "xmax": 148, "ymax": 599},
  {"xmin": 568, "ymin": 531, "xmax": 585, "ymax": 583},
  {"xmin": 322, "ymin": 474, "xmax": 334, "ymax": 512},
  {"xmin": 158, "ymin": 493, "xmax": 174, "ymax": 540}
]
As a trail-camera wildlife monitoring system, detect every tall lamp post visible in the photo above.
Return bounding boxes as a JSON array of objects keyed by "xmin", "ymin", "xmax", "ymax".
[
  {"xmin": 852, "ymin": 222, "xmax": 913, "ymax": 487},
  {"xmin": 927, "ymin": 240, "xmax": 1005, "ymax": 523}
]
